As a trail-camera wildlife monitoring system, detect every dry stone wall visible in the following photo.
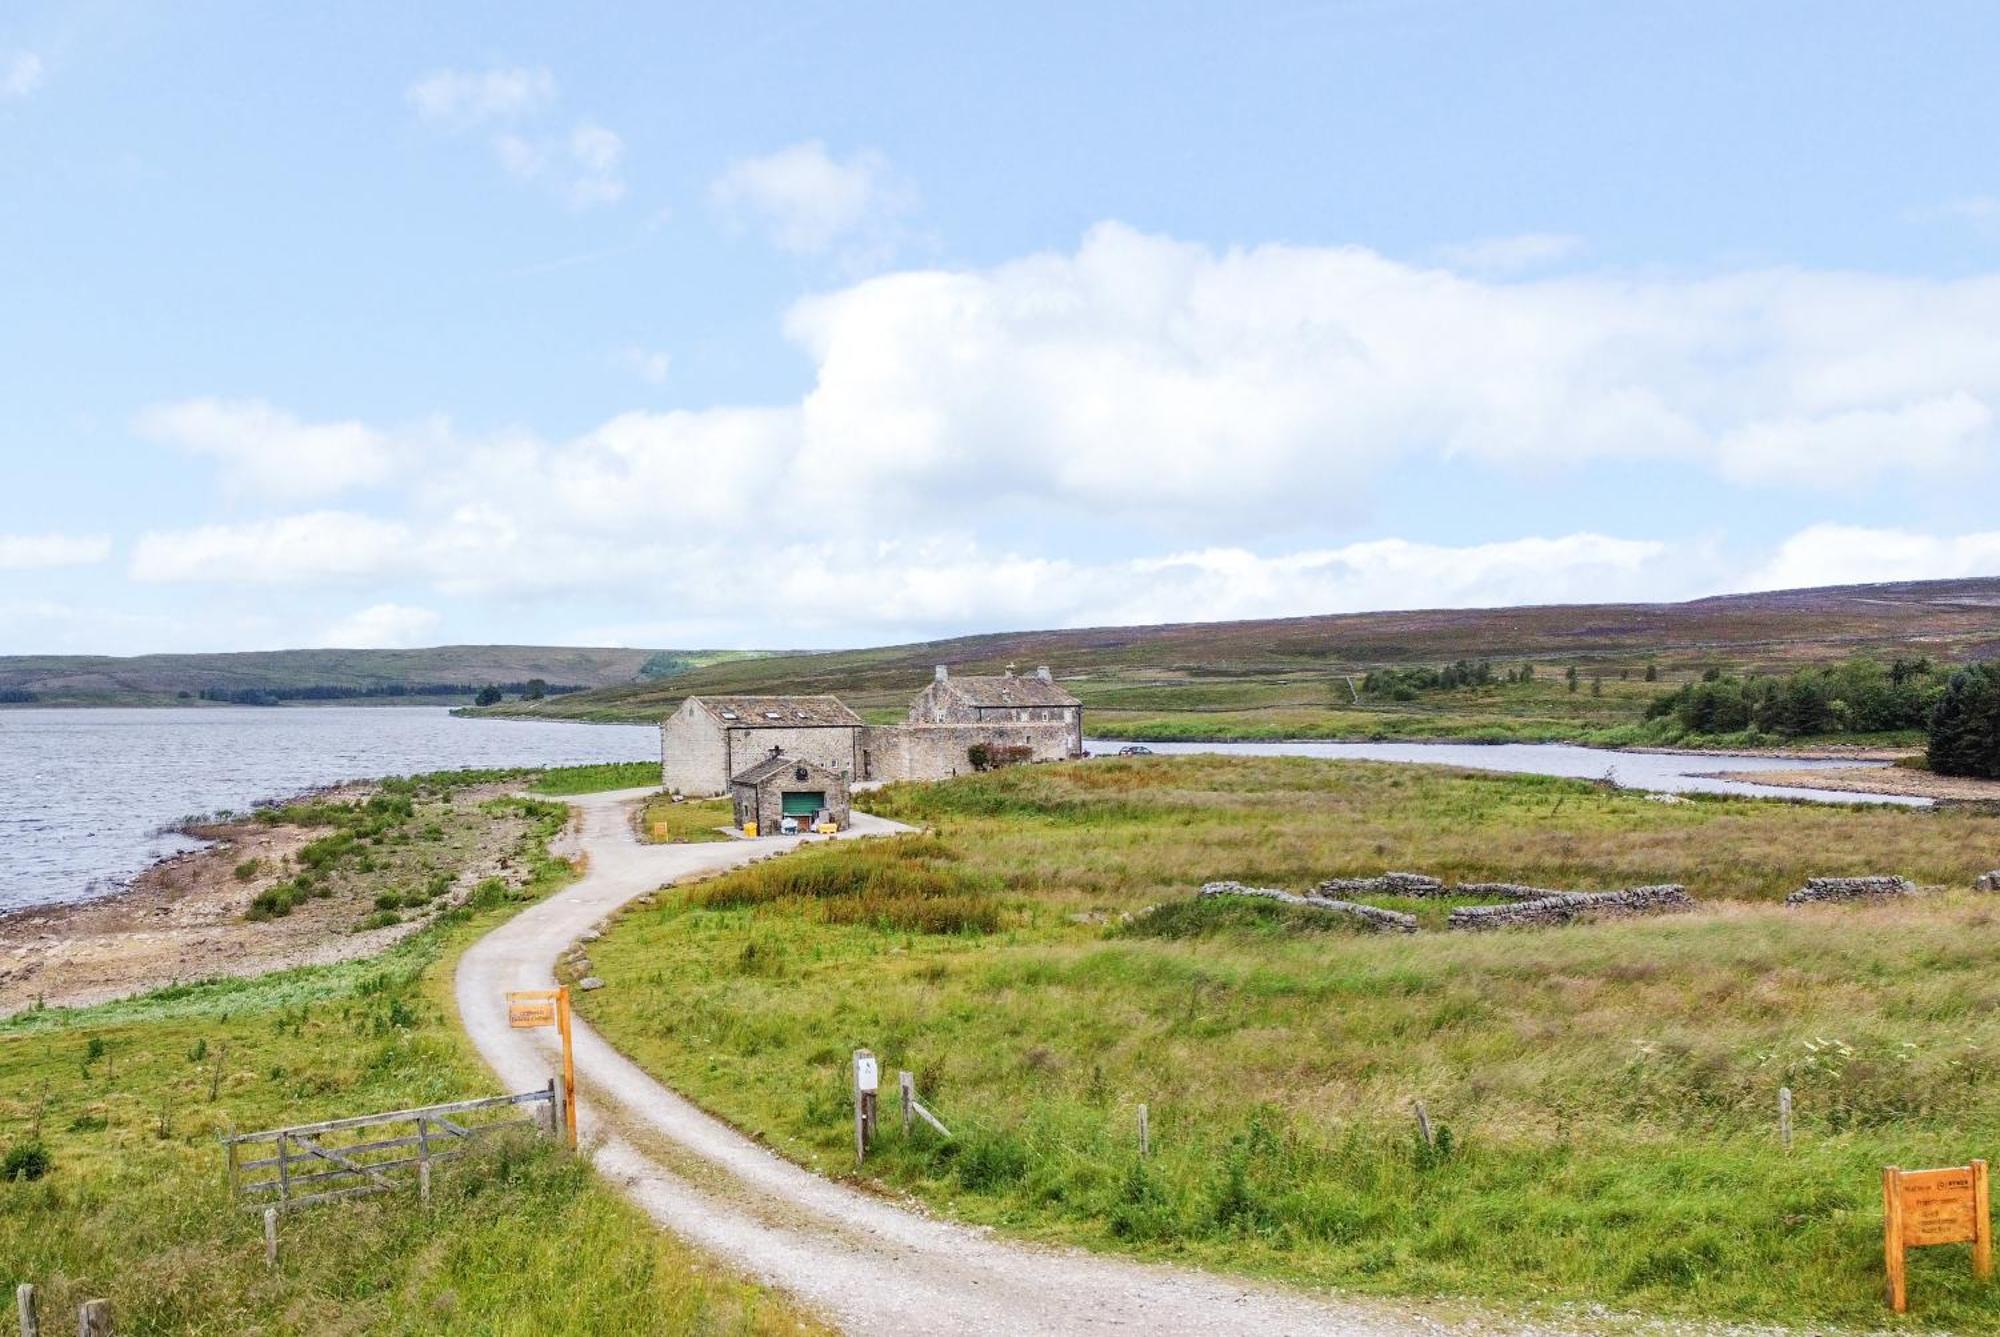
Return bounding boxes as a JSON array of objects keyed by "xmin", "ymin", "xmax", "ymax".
[
  {"xmin": 1782, "ymin": 876, "xmax": 1916, "ymax": 906},
  {"xmin": 1310, "ymin": 872, "xmax": 1445, "ymax": 898},
  {"xmin": 1978, "ymin": 871, "xmax": 2000, "ymax": 892},
  {"xmin": 1199, "ymin": 882, "xmax": 1419, "ymax": 933},
  {"xmin": 1446, "ymin": 884, "xmax": 1694, "ymax": 930}
]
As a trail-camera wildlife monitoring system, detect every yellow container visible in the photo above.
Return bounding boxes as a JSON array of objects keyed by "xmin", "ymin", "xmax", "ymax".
[{"xmin": 743, "ymin": 821, "xmax": 758, "ymax": 838}]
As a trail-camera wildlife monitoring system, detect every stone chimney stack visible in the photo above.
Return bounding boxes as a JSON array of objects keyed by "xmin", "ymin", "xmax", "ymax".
[
  {"xmin": 934, "ymin": 664, "xmax": 949, "ymax": 682},
  {"xmin": 1035, "ymin": 665, "xmax": 1053, "ymax": 683}
]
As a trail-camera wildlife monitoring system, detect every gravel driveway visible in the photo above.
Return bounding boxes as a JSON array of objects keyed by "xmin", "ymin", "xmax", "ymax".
[{"xmin": 455, "ymin": 788, "xmax": 1570, "ymax": 1335}]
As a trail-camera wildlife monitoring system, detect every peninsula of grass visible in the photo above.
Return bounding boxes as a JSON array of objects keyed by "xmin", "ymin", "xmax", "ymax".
[
  {"xmin": 0, "ymin": 772, "xmax": 819, "ymax": 1336},
  {"xmin": 638, "ymin": 793, "xmax": 734, "ymax": 844},
  {"xmin": 576, "ymin": 755, "xmax": 2000, "ymax": 1330}
]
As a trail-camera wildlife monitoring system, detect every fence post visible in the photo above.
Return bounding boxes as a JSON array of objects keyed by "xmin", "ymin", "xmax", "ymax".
[
  {"xmin": 16, "ymin": 1283, "xmax": 36, "ymax": 1337},
  {"xmin": 77, "ymin": 1299, "xmax": 112, "ymax": 1337},
  {"xmin": 1139, "ymin": 1103, "xmax": 1150, "ymax": 1158},
  {"xmin": 276, "ymin": 1131, "xmax": 291, "ymax": 1207},
  {"xmin": 263, "ymin": 1207, "xmax": 279, "ymax": 1269},
  {"xmin": 543, "ymin": 1078, "xmax": 557, "ymax": 1137},
  {"xmin": 853, "ymin": 1049, "xmax": 878, "ymax": 1166},
  {"xmin": 1413, "ymin": 1100, "xmax": 1435, "ymax": 1148},
  {"xmin": 1779, "ymin": 1087, "xmax": 1793, "ymax": 1154},
  {"xmin": 417, "ymin": 1115, "xmax": 432, "ymax": 1205},
  {"xmin": 899, "ymin": 1071, "xmax": 914, "ymax": 1135}
]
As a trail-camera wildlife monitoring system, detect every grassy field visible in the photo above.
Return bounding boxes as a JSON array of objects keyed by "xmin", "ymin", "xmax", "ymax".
[
  {"xmin": 530, "ymin": 761, "xmax": 663, "ymax": 796},
  {"xmin": 575, "ymin": 756, "xmax": 2000, "ymax": 1330},
  {"xmin": 0, "ymin": 775, "xmax": 820, "ymax": 1336}
]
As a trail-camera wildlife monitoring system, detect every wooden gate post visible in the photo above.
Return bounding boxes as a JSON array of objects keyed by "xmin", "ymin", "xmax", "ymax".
[
  {"xmin": 1778, "ymin": 1087, "xmax": 1793, "ymax": 1153},
  {"xmin": 1884, "ymin": 1166, "xmax": 1908, "ymax": 1313},
  {"xmin": 77, "ymin": 1299, "xmax": 111, "ymax": 1337},
  {"xmin": 899, "ymin": 1071, "xmax": 914, "ymax": 1135},
  {"xmin": 417, "ymin": 1116, "xmax": 432, "ymax": 1205},
  {"xmin": 16, "ymin": 1283, "xmax": 36, "ymax": 1337},
  {"xmin": 1139, "ymin": 1103, "xmax": 1150, "ymax": 1158},
  {"xmin": 263, "ymin": 1207, "xmax": 279, "ymax": 1269}
]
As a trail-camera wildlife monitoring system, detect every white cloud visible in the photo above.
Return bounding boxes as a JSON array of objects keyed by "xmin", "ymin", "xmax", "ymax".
[
  {"xmin": 135, "ymin": 398, "xmax": 397, "ymax": 501},
  {"xmin": 1436, "ymin": 233, "xmax": 1583, "ymax": 273},
  {"xmin": 1749, "ymin": 525, "xmax": 2000, "ymax": 592},
  {"xmin": 0, "ymin": 533, "xmax": 110, "ymax": 570},
  {"xmin": 1, "ymin": 51, "xmax": 41, "ymax": 99},
  {"xmin": 408, "ymin": 67, "xmax": 624, "ymax": 209},
  {"xmin": 127, "ymin": 225, "xmax": 2000, "ymax": 639},
  {"xmin": 130, "ymin": 512, "xmax": 411, "ymax": 585},
  {"xmin": 709, "ymin": 141, "xmax": 914, "ymax": 259},
  {"xmin": 615, "ymin": 346, "xmax": 672, "ymax": 384},
  {"xmin": 318, "ymin": 603, "xmax": 441, "ymax": 648},
  {"xmin": 406, "ymin": 66, "xmax": 554, "ymax": 129}
]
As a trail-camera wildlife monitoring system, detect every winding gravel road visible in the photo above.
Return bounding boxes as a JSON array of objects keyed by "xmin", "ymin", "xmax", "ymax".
[{"xmin": 454, "ymin": 788, "xmax": 1550, "ymax": 1335}]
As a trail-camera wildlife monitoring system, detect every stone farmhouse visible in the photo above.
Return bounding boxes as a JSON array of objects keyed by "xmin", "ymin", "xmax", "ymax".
[{"xmin": 660, "ymin": 666, "xmax": 1084, "ymax": 797}]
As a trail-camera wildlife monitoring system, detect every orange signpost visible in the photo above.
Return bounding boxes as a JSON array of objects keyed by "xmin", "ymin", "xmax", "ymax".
[
  {"xmin": 1883, "ymin": 1160, "xmax": 1991, "ymax": 1312},
  {"xmin": 506, "ymin": 986, "xmax": 577, "ymax": 1148}
]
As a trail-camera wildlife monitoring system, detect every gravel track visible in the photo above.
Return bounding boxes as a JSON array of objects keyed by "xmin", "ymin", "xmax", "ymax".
[{"xmin": 455, "ymin": 788, "xmax": 1567, "ymax": 1335}]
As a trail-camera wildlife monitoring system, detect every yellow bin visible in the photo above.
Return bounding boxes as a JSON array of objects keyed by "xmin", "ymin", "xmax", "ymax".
[{"xmin": 743, "ymin": 821, "xmax": 758, "ymax": 838}]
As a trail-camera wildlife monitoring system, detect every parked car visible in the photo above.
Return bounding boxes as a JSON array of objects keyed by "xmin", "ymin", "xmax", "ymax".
[{"xmin": 1117, "ymin": 745, "xmax": 1154, "ymax": 756}]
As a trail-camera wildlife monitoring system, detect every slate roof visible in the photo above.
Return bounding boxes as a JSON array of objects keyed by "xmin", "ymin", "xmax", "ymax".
[
  {"xmin": 694, "ymin": 695, "xmax": 864, "ymax": 728},
  {"xmin": 939, "ymin": 675, "xmax": 1080, "ymax": 708},
  {"xmin": 731, "ymin": 752, "xmax": 843, "ymax": 786}
]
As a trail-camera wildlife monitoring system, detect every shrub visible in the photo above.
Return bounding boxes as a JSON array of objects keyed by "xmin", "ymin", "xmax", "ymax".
[
  {"xmin": 233, "ymin": 857, "xmax": 262, "ymax": 881},
  {"xmin": 3, "ymin": 1139, "xmax": 51, "ymax": 1182}
]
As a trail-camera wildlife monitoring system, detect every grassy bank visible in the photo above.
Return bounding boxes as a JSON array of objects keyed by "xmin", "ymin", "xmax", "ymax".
[
  {"xmin": 576, "ymin": 756, "xmax": 2000, "ymax": 1329},
  {"xmin": 0, "ymin": 773, "xmax": 819, "ymax": 1335}
]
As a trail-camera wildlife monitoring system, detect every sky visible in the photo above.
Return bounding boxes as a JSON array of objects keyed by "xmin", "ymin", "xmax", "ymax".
[{"xmin": 4, "ymin": 1, "xmax": 2000, "ymax": 656}]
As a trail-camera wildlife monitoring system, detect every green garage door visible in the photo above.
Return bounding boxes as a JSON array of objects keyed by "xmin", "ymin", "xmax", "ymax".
[{"xmin": 781, "ymin": 791, "xmax": 825, "ymax": 818}]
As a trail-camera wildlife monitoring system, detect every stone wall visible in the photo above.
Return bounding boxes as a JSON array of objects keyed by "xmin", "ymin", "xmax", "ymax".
[
  {"xmin": 1782, "ymin": 875, "xmax": 1916, "ymax": 906},
  {"xmin": 1198, "ymin": 882, "xmax": 1418, "ymax": 933},
  {"xmin": 1978, "ymin": 871, "xmax": 1999, "ymax": 893},
  {"xmin": 1311, "ymin": 872, "xmax": 1445, "ymax": 897},
  {"xmin": 1446, "ymin": 885, "xmax": 1695, "ymax": 930},
  {"xmin": 1452, "ymin": 882, "xmax": 1571, "ymax": 902},
  {"xmin": 863, "ymin": 721, "xmax": 1074, "ymax": 783}
]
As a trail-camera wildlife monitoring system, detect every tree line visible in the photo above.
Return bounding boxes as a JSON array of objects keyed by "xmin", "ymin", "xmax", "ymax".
[{"xmin": 196, "ymin": 680, "xmax": 582, "ymax": 706}]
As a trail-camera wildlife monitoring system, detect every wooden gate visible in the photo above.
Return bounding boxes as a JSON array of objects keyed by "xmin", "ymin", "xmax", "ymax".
[{"xmin": 224, "ymin": 1081, "xmax": 563, "ymax": 1211}]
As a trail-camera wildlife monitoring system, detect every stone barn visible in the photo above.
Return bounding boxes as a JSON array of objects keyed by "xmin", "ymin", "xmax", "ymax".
[
  {"xmin": 661, "ymin": 695, "xmax": 864, "ymax": 796},
  {"xmin": 730, "ymin": 752, "xmax": 850, "ymax": 834}
]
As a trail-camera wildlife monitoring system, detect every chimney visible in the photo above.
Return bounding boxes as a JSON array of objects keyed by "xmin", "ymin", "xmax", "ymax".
[
  {"xmin": 934, "ymin": 664, "xmax": 949, "ymax": 682},
  {"xmin": 1035, "ymin": 665, "xmax": 1052, "ymax": 683}
]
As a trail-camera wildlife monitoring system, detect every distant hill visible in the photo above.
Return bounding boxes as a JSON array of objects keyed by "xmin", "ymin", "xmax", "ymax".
[
  {"xmin": 0, "ymin": 646, "xmax": 765, "ymax": 707},
  {"xmin": 476, "ymin": 577, "xmax": 2000, "ymax": 727}
]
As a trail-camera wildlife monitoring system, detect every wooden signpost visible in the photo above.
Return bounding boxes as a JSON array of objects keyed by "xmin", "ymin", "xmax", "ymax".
[
  {"xmin": 1883, "ymin": 1160, "xmax": 1991, "ymax": 1312},
  {"xmin": 853, "ymin": 1049, "xmax": 879, "ymax": 1165},
  {"xmin": 507, "ymin": 987, "xmax": 576, "ymax": 1148}
]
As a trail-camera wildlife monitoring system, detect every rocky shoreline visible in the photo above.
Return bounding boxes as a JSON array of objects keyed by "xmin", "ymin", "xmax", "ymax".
[{"xmin": 0, "ymin": 779, "xmax": 537, "ymax": 1016}]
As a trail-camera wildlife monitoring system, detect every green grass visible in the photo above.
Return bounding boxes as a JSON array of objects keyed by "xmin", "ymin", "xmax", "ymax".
[
  {"xmin": 638, "ymin": 795, "xmax": 735, "ymax": 844},
  {"xmin": 1, "ymin": 776, "xmax": 821, "ymax": 1336},
  {"xmin": 576, "ymin": 755, "xmax": 2000, "ymax": 1329},
  {"xmin": 531, "ymin": 761, "xmax": 662, "ymax": 796}
]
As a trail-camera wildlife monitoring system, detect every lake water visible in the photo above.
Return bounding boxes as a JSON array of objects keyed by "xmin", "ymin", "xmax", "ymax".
[
  {"xmin": 0, "ymin": 707, "xmax": 658, "ymax": 912},
  {"xmin": 1085, "ymin": 738, "xmax": 1925, "ymax": 806}
]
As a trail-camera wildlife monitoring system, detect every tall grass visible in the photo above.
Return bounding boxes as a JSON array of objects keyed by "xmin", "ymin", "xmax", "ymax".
[
  {"xmin": 578, "ymin": 755, "xmax": 2000, "ymax": 1328},
  {"xmin": 532, "ymin": 761, "xmax": 662, "ymax": 795}
]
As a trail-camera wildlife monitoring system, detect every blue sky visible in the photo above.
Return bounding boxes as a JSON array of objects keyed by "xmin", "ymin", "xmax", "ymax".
[{"xmin": 4, "ymin": 1, "xmax": 2000, "ymax": 654}]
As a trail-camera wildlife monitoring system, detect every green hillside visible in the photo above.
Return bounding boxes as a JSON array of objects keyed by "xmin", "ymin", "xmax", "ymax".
[
  {"xmin": 0, "ymin": 646, "xmax": 764, "ymax": 708},
  {"xmin": 475, "ymin": 577, "xmax": 2000, "ymax": 743}
]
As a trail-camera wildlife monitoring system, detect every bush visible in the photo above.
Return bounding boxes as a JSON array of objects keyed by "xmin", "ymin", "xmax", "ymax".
[
  {"xmin": 1928, "ymin": 664, "xmax": 2000, "ymax": 778},
  {"xmin": 3, "ymin": 1140, "xmax": 51, "ymax": 1182},
  {"xmin": 233, "ymin": 858, "xmax": 262, "ymax": 881}
]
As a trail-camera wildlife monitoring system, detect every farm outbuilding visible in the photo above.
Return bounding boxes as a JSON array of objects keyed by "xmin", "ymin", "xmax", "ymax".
[{"xmin": 730, "ymin": 752, "xmax": 850, "ymax": 835}]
